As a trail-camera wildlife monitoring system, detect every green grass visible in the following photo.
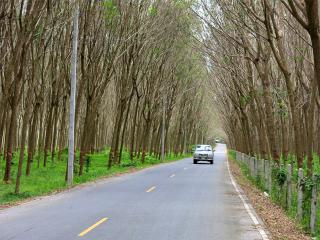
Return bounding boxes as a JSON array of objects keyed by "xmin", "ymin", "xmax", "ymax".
[
  {"xmin": 0, "ymin": 149, "xmax": 190, "ymax": 206},
  {"xmin": 228, "ymin": 150, "xmax": 320, "ymax": 236}
]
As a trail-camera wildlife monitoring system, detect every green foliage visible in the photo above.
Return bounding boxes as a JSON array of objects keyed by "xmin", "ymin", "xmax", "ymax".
[
  {"xmin": 275, "ymin": 167, "xmax": 287, "ymax": 186},
  {"xmin": 229, "ymin": 151, "xmax": 255, "ymax": 183},
  {"xmin": 120, "ymin": 161, "xmax": 137, "ymax": 168},
  {"xmin": 34, "ymin": 24, "xmax": 44, "ymax": 45},
  {"xmin": 174, "ymin": 0, "xmax": 193, "ymax": 9},
  {"xmin": 293, "ymin": 55, "xmax": 304, "ymax": 63},
  {"xmin": 152, "ymin": 47, "xmax": 162, "ymax": 57},
  {"xmin": 255, "ymin": 174, "xmax": 265, "ymax": 191},
  {"xmin": 102, "ymin": 0, "xmax": 119, "ymax": 23},
  {"xmin": 277, "ymin": 99, "xmax": 288, "ymax": 118},
  {"xmin": 300, "ymin": 176, "xmax": 313, "ymax": 192},
  {"xmin": 148, "ymin": 6, "xmax": 157, "ymax": 17},
  {"xmin": 222, "ymin": 57, "xmax": 230, "ymax": 64},
  {"xmin": 230, "ymin": 150, "xmax": 320, "ymax": 236},
  {"xmin": 240, "ymin": 95, "xmax": 251, "ymax": 107},
  {"xmin": 228, "ymin": 150, "xmax": 236, "ymax": 160}
]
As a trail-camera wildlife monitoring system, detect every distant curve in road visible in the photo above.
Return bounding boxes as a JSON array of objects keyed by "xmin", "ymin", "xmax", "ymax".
[{"xmin": 0, "ymin": 144, "xmax": 266, "ymax": 240}]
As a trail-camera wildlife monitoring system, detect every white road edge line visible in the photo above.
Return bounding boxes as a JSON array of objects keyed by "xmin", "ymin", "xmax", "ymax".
[{"xmin": 226, "ymin": 156, "xmax": 270, "ymax": 240}]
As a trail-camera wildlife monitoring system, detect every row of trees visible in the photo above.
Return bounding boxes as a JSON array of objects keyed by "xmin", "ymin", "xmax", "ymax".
[
  {"xmin": 0, "ymin": 0, "xmax": 211, "ymax": 189},
  {"xmin": 198, "ymin": 0, "xmax": 320, "ymax": 173}
]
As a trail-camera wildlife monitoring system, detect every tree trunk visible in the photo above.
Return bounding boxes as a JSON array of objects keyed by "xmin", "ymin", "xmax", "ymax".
[
  {"xmin": 141, "ymin": 116, "xmax": 151, "ymax": 164},
  {"xmin": 255, "ymin": 59, "xmax": 280, "ymax": 163},
  {"xmin": 79, "ymin": 100, "xmax": 96, "ymax": 175},
  {"xmin": 307, "ymin": 81, "xmax": 317, "ymax": 175},
  {"xmin": 58, "ymin": 96, "xmax": 67, "ymax": 161},
  {"xmin": 3, "ymin": 104, "xmax": 18, "ymax": 183},
  {"xmin": 108, "ymin": 101, "xmax": 125, "ymax": 168},
  {"xmin": 26, "ymin": 102, "xmax": 40, "ymax": 176},
  {"xmin": 130, "ymin": 96, "xmax": 140, "ymax": 160},
  {"xmin": 51, "ymin": 104, "xmax": 59, "ymax": 163},
  {"xmin": 119, "ymin": 93, "xmax": 133, "ymax": 163},
  {"xmin": 0, "ymin": 105, "xmax": 7, "ymax": 154},
  {"xmin": 43, "ymin": 104, "xmax": 54, "ymax": 167},
  {"xmin": 15, "ymin": 103, "xmax": 32, "ymax": 193}
]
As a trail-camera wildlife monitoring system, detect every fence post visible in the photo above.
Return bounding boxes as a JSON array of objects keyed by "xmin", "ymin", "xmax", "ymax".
[
  {"xmin": 297, "ymin": 168, "xmax": 303, "ymax": 222},
  {"xmin": 287, "ymin": 164, "xmax": 292, "ymax": 211},
  {"xmin": 255, "ymin": 158, "xmax": 258, "ymax": 179},
  {"xmin": 253, "ymin": 158, "xmax": 256, "ymax": 178},
  {"xmin": 264, "ymin": 159, "xmax": 267, "ymax": 190},
  {"xmin": 268, "ymin": 161, "xmax": 272, "ymax": 194},
  {"xmin": 260, "ymin": 159, "xmax": 265, "ymax": 180},
  {"xmin": 250, "ymin": 157, "xmax": 254, "ymax": 177},
  {"xmin": 244, "ymin": 155, "xmax": 250, "ymax": 169},
  {"xmin": 310, "ymin": 174, "xmax": 318, "ymax": 235}
]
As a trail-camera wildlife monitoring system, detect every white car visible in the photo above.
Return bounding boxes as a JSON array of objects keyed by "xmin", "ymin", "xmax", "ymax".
[{"xmin": 193, "ymin": 145, "xmax": 214, "ymax": 164}]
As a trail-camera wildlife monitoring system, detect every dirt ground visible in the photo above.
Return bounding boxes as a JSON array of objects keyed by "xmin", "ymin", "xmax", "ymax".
[{"xmin": 228, "ymin": 157, "xmax": 310, "ymax": 240}]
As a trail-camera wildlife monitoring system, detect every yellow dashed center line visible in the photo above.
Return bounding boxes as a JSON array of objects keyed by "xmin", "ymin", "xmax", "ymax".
[
  {"xmin": 78, "ymin": 218, "xmax": 108, "ymax": 237},
  {"xmin": 146, "ymin": 186, "xmax": 156, "ymax": 193}
]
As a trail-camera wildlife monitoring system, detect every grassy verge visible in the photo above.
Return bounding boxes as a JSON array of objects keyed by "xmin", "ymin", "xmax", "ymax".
[
  {"xmin": 228, "ymin": 150, "xmax": 309, "ymax": 240},
  {"xmin": 0, "ymin": 150, "xmax": 190, "ymax": 207},
  {"xmin": 230, "ymin": 150, "xmax": 320, "ymax": 238}
]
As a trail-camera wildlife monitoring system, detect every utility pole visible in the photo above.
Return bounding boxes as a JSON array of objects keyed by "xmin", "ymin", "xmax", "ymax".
[
  {"xmin": 67, "ymin": 2, "xmax": 79, "ymax": 186},
  {"xmin": 161, "ymin": 96, "xmax": 166, "ymax": 161}
]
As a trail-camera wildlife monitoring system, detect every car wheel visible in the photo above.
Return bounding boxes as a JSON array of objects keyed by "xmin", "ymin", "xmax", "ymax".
[
  {"xmin": 193, "ymin": 160, "xmax": 197, "ymax": 164},
  {"xmin": 210, "ymin": 160, "xmax": 213, "ymax": 164}
]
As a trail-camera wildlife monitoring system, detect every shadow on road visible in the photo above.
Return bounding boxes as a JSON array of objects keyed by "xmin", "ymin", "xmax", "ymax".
[{"xmin": 192, "ymin": 162, "xmax": 213, "ymax": 165}]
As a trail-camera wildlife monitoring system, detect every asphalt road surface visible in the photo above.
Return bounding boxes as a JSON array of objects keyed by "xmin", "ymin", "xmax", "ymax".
[{"xmin": 0, "ymin": 144, "xmax": 266, "ymax": 240}]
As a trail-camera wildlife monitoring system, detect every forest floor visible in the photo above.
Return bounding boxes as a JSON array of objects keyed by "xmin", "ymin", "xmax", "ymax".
[
  {"xmin": 0, "ymin": 150, "xmax": 190, "ymax": 208},
  {"xmin": 228, "ymin": 154, "xmax": 310, "ymax": 240}
]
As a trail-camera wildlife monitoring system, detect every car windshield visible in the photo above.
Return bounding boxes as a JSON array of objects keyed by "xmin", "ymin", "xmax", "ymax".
[{"xmin": 196, "ymin": 145, "xmax": 212, "ymax": 151}]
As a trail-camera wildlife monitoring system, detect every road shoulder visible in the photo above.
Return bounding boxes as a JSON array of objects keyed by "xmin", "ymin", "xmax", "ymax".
[{"xmin": 228, "ymin": 156, "xmax": 310, "ymax": 240}]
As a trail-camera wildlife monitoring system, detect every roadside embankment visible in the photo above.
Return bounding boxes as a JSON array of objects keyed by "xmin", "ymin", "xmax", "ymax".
[{"xmin": 228, "ymin": 152, "xmax": 310, "ymax": 240}]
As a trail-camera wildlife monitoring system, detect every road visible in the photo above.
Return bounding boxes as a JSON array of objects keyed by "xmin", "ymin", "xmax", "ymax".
[{"xmin": 0, "ymin": 144, "xmax": 266, "ymax": 240}]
